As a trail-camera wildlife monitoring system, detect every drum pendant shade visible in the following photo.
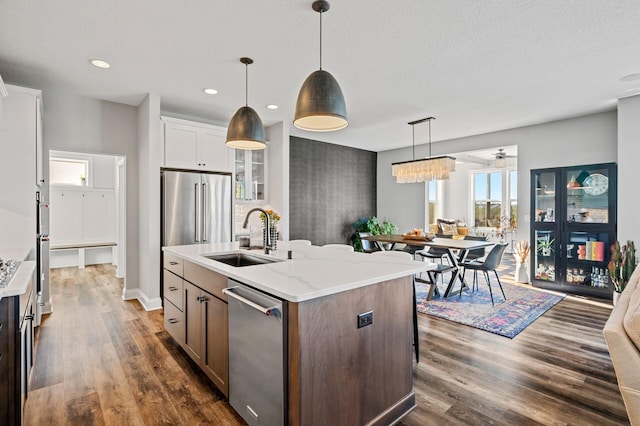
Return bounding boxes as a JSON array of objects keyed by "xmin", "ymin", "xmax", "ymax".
[
  {"xmin": 226, "ymin": 106, "xmax": 266, "ymax": 150},
  {"xmin": 294, "ymin": 69, "xmax": 347, "ymax": 132},
  {"xmin": 226, "ymin": 57, "xmax": 267, "ymax": 150},
  {"xmin": 293, "ymin": 0, "xmax": 348, "ymax": 132}
]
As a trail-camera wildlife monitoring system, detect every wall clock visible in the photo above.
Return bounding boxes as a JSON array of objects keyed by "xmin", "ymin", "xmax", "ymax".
[{"xmin": 583, "ymin": 173, "xmax": 609, "ymax": 196}]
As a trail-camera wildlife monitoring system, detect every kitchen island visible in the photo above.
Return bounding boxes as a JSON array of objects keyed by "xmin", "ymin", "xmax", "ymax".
[{"xmin": 162, "ymin": 242, "xmax": 430, "ymax": 426}]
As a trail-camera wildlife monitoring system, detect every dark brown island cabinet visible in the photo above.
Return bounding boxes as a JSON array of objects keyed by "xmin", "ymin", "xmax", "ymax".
[
  {"xmin": 531, "ymin": 162, "xmax": 617, "ymax": 298},
  {"xmin": 162, "ymin": 251, "xmax": 415, "ymax": 425},
  {"xmin": 0, "ymin": 276, "xmax": 35, "ymax": 425}
]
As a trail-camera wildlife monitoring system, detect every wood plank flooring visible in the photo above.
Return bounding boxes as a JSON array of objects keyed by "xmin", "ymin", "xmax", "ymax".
[{"xmin": 24, "ymin": 264, "xmax": 628, "ymax": 425}]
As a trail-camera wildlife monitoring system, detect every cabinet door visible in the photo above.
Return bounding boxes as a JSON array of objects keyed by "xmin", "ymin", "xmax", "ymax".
[
  {"xmin": 234, "ymin": 149, "xmax": 266, "ymax": 202},
  {"xmin": 49, "ymin": 190, "xmax": 83, "ymax": 244},
  {"xmin": 183, "ymin": 281, "xmax": 203, "ymax": 362},
  {"xmin": 82, "ymin": 191, "xmax": 115, "ymax": 242},
  {"xmin": 202, "ymin": 293, "xmax": 228, "ymax": 396},
  {"xmin": 165, "ymin": 123, "xmax": 199, "ymax": 169},
  {"xmin": 199, "ymin": 130, "xmax": 233, "ymax": 173}
]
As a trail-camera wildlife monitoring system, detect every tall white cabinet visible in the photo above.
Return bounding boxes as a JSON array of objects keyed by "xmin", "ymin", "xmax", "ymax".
[
  {"xmin": 0, "ymin": 85, "xmax": 41, "ymax": 251},
  {"xmin": 49, "ymin": 189, "xmax": 116, "ymax": 245}
]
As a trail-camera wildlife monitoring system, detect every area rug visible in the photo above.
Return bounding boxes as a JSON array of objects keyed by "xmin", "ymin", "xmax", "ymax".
[{"xmin": 415, "ymin": 280, "xmax": 565, "ymax": 338}]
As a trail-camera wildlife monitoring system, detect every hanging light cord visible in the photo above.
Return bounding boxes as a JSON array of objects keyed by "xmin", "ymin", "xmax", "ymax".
[
  {"xmin": 428, "ymin": 118, "xmax": 432, "ymax": 159},
  {"xmin": 319, "ymin": 8, "xmax": 323, "ymax": 70},
  {"xmin": 245, "ymin": 62, "xmax": 249, "ymax": 106},
  {"xmin": 412, "ymin": 124, "xmax": 416, "ymax": 161}
]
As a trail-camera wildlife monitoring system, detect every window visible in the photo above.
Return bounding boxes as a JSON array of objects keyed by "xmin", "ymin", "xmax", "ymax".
[
  {"xmin": 50, "ymin": 158, "xmax": 89, "ymax": 186},
  {"xmin": 509, "ymin": 169, "xmax": 518, "ymax": 229},
  {"xmin": 472, "ymin": 169, "xmax": 517, "ymax": 228},
  {"xmin": 427, "ymin": 179, "xmax": 437, "ymax": 225}
]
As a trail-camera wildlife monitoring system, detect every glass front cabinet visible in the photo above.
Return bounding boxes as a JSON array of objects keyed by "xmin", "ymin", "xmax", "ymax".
[
  {"xmin": 234, "ymin": 149, "xmax": 266, "ymax": 202},
  {"xmin": 530, "ymin": 162, "xmax": 617, "ymax": 298}
]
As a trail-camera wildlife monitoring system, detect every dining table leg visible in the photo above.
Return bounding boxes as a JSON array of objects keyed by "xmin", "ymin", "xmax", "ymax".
[{"xmin": 441, "ymin": 248, "xmax": 471, "ymax": 297}]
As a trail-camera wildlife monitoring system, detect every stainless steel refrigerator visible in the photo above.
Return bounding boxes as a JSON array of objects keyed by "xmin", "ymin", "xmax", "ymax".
[{"xmin": 161, "ymin": 170, "xmax": 232, "ymax": 247}]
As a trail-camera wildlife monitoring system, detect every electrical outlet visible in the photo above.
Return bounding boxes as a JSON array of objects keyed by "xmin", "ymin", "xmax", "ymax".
[{"xmin": 357, "ymin": 311, "xmax": 373, "ymax": 328}]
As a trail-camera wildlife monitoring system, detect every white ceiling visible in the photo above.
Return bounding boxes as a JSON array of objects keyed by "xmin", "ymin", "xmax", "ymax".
[{"xmin": 1, "ymin": 0, "xmax": 640, "ymax": 152}]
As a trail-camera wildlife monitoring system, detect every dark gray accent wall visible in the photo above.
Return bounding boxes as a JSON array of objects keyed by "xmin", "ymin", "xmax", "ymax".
[{"xmin": 289, "ymin": 136, "xmax": 377, "ymax": 246}]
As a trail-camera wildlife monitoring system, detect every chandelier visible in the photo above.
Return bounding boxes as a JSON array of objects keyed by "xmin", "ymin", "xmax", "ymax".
[{"xmin": 392, "ymin": 117, "xmax": 456, "ymax": 183}]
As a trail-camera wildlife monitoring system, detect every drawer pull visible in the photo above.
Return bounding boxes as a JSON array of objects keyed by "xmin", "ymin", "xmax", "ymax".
[
  {"xmin": 169, "ymin": 261, "xmax": 179, "ymax": 266},
  {"xmin": 168, "ymin": 286, "xmax": 178, "ymax": 291},
  {"xmin": 168, "ymin": 318, "xmax": 178, "ymax": 324}
]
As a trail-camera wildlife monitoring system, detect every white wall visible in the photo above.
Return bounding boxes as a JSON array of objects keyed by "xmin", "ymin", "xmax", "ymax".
[
  {"xmin": 42, "ymin": 90, "xmax": 140, "ymax": 296},
  {"xmin": 618, "ymin": 94, "xmax": 640, "ymax": 246},
  {"xmin": 132, "ymin": 93, "xmax": 162, "ymax": 310},
  {"xmin": 265, "ymin": 121, "xmax": 290, "ymax": 241},
  {"xmin": 378, "ymin": 111, "xmax": 618, "ymax": 243}
]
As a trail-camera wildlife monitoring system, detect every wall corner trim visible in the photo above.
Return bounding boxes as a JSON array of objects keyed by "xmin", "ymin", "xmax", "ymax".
[{"xmin": 122, "ymin": 288, "xmax": 163, "ymax": 311}]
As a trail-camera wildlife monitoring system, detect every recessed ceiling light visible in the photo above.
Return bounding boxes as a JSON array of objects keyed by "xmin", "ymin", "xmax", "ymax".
[
  {"xmin": 90, "ymin": 59, "xmax": 111, "ymax": 69},
  {"xmin": 620, "ymin": 73, "xmax": 640, "ymax": 82},
  {"xmin": 203, "ymin": 88, "xmax": 218, "ymax": 95},
  {"xmin": 266, "ymin": 104, "xmax": 278, "ymax": 110}
]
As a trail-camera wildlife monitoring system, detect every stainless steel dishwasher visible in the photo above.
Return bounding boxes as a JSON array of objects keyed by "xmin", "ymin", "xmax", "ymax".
[{"xmin": 223, "ymin": 280, "xmax": 286, "ymax": 426}]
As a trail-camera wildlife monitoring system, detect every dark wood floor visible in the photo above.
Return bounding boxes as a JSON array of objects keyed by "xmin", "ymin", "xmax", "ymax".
[{"xmin": 25, "ymin": 264, "xmax": 628, "ymax": 425}]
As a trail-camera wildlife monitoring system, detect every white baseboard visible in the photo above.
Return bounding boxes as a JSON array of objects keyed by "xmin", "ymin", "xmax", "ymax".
[
  {"xmin": 122, "ymin": 288, "xmax": 162, "ymax": 311},
  {"xmin": 41, "ymin": 299, "xmax": 53, "ymax": 314}
]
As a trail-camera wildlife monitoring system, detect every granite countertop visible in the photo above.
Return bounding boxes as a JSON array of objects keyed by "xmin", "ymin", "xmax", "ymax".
[{"xmin": 163, "ymin": 242, "xmax": 431, "ymax": 302}]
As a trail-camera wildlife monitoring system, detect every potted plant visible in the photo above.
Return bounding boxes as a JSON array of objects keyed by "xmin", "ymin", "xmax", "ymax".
[
  {"xmin": 608, "ymin": 240, "xmax": 637, "ymax": 305},
  {"xmin": 537, "ymin": 238, "xmax": 554, "ymax": 256},
  {"xmin": 352, "ymin": 216, "xmax": 398, "ymax": 251}
]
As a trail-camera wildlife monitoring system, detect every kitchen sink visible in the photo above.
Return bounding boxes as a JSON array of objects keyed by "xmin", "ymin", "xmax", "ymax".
[{"xmin": 204, "ymin": 252, "xmax": 282, "ymax": 267}]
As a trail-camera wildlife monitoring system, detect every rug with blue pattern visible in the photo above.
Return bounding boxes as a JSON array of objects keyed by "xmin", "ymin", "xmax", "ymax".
[{"xmin": 415, "ymin": 280, "xmax": 565, "ymax": 338}]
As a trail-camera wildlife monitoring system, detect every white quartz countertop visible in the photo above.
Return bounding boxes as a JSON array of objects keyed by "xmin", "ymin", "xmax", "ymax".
[
  {"xmin": 163, "ymin": 242, "xmax": 432, "ymax": 302},
  {"xmin": 0, "ymin": 260, "xmax": 35, "ymax": 299},
  {"xmin": 0, "ymin": 247, "xmax": 31, "ymax": 261}
]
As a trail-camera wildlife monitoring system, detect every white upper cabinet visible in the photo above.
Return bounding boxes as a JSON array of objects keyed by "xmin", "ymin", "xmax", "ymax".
[{"xmin": 162, "ymin": 117, "xmax": 233, "ymax": 173}]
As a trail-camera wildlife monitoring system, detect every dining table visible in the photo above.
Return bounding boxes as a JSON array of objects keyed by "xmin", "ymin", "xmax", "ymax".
[{"xmin": 359, "ymin": 234, "xmax": 494, "ymax": 298}]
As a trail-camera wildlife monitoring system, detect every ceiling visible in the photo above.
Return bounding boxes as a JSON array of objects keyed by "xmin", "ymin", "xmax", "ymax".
[{"xmin": 1, "ymin": 1, "xmax": 640, "ymax": 152}]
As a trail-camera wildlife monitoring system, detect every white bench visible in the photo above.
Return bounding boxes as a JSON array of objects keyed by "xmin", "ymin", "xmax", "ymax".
[{"xmin": 50, "ymin": 242, "xmax": 117, "ymax": 269}]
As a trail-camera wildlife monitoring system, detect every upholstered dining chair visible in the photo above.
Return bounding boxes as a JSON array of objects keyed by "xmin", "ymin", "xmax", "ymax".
[
  {"xmin": 288, "ymin": 239, "xmax": 312, "ymax": 247},
  {"xmin": 460, "ymin": 235, "xmax": 488, "ymax": 263},
  {"xmin": 371, "ymin": 250, "xmax": 412, "ymax": 260},
  {"xmin": 358, "ymin": 232, "xmax": 381, "ymax": 253},
  {"xmin": 322, "ymin": 244, "xmax": 355, "ymax": 252},
  {"xmin": 416, "ymin": 234, "xmax": 453, "ymax": 265},
  {"xmin": 461, "ymin": 242, "xmax": 508, "ymax": 306},
  {"xmin": 373, "ymin": 249, "xmax": 419, "ymax": 363}
]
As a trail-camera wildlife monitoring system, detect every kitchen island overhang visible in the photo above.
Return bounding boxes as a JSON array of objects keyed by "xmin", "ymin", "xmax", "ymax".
[{"xmin": 162, "ymin": 242, "xmax": 432, "ymax": 425}]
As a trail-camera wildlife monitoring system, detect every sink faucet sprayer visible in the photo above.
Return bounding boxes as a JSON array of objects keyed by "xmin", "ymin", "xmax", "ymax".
[{"xmin": 242, "ymin": 208, "xmax": 273, "ymax": 253}]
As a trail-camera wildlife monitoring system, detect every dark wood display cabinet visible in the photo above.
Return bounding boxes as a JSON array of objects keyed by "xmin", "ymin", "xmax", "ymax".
[{"xmin": 530, "ymin": 162, "xmax": 617, "ymax": 298}]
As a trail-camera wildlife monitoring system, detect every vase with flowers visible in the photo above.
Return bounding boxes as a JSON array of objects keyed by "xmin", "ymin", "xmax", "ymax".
[
  {"xmin": 514, "ymin": 240, "xmax": 531, "ymax": 283},
  {"xmin": 260, "ymin": 209, "xmax": 281, "ymax": 249},
  {"xmin": 608, "ymin": 240, "xmax": 637, "ymax": 305}
]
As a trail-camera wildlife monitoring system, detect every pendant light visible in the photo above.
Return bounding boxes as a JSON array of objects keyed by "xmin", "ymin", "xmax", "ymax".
[
  {"xmin": 392, "ymin": 117, "xmax": 456, "ymax": 183},
  {"xmin": 294, "ymin": 0, "xmax": 347, "ymax": 132},
  {"xmin": 226, "ymin": 57, "xmax": 267, "ymax": 150}
]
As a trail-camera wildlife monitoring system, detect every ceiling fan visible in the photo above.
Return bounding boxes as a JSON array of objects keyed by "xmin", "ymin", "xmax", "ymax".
[{"xmin": 493, "ymin": 148, "xmax": 516, "ymax": 166}]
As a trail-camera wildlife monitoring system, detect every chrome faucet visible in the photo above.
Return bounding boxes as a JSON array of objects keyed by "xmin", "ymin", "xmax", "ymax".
[{"xmin": 242, "ymin": 208, "xmax": 272, "ymax": 253}]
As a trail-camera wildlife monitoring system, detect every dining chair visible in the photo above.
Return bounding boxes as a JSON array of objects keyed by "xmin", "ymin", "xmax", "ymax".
[
  {"xmin": 461, "ymin": 242, "xmax": 508, "ymax": 306},
  {"xmin": 358, "ymin": 232, "xmax": 381, "ymax": 253},
  {"xmin": 416, "ymin": 234, "xmax": 454, "ymax": 264},
  {"xmin": 460, "ymin": 235, "xmax": 488, "ymax": 263},
  {"xmin": 371, "ymin": 250, "xmax": 412, "ymax": 260},
  {"xmin": 373, "ymin": 249, "xmax": 419, "ymax": 363},
  {"xmin": 289, "ymin": 239, "xmax": 312, "ymax": 246},
  {"xmin": 322, "ymin": 244, "xmax": 355, "ymax": 252}
]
